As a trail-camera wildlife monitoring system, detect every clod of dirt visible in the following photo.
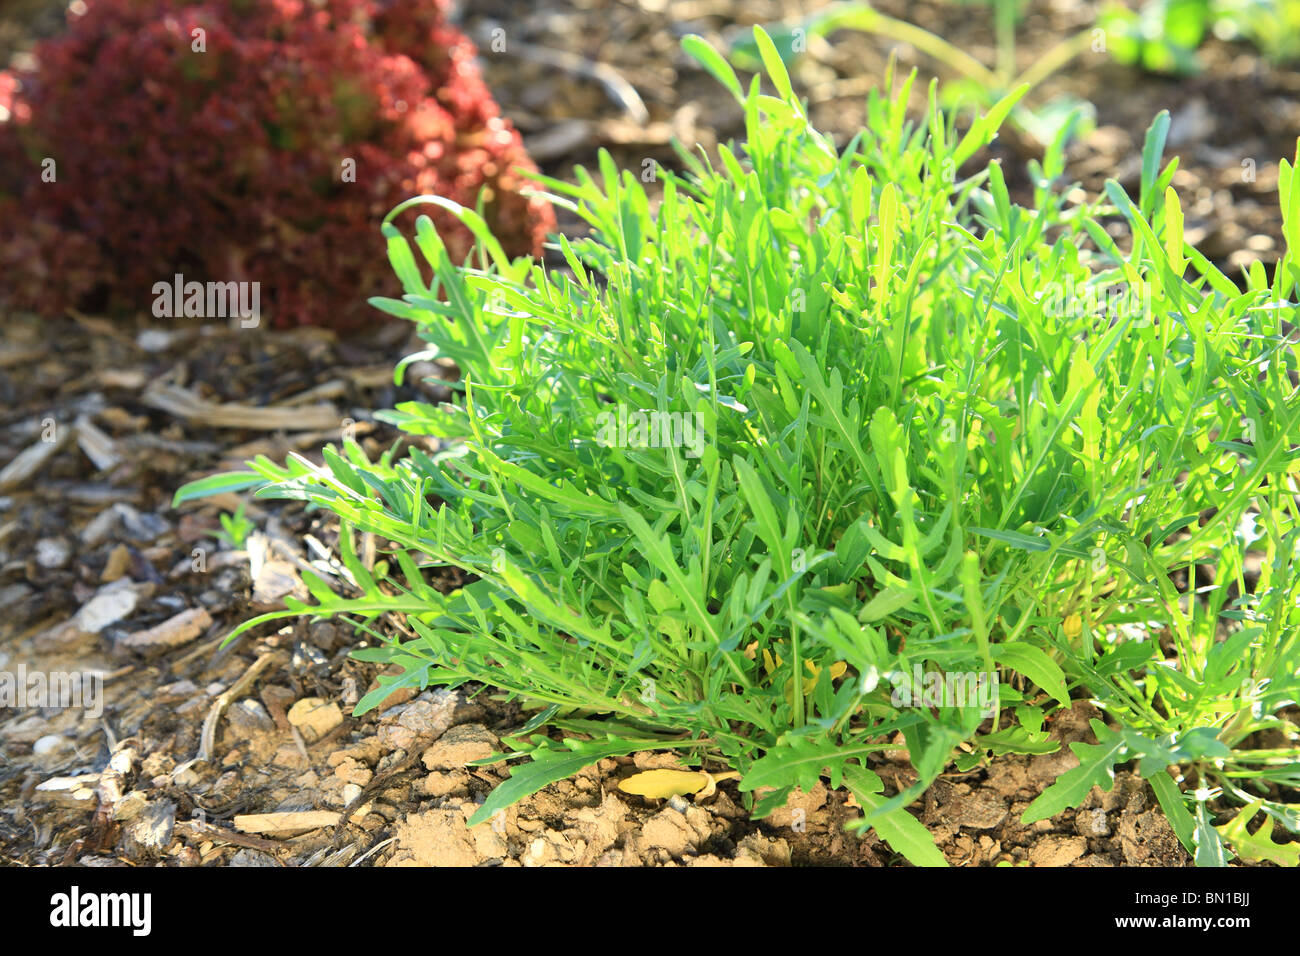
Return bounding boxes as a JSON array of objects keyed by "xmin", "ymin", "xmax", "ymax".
[
  {"xmin": 419, "ymin": 771, "xmax": 471, "ymax": 799},
  {"xmin": 1027, "ymin": 835, "xmax": 1089, "ymax": 867},
  {"xmin": 420, "ymin": 723, "xmax": 499, "ymax": 771},
  {"xmin": 521, "ymin": 828, "xmax": 588, "ymax": 866},
  {"xmin": 562, "ymin": 792, "xmax": 628, "ymax": 862},
  {"xmin": 767, "ymin": 783, "xmax": 829, "ymax": 829},
  {"xmin": 635, "ymin": 804, "xmax": 713, "ymax": 859},
  {"xmin": 388, "ymin": 801, "xmax": 507, "ymax": 867},
  {"xmin": 286, "ymin": 697, "xmax": 343, "ymax": 743},
  {"xmin": 375, "ymin": 690, "xmax": 460, "ymax": 752},
  {"xmin": 735, "ymin": 833, "xmax": 792, "ymax": 867},
  {"xmin": 1075, "ymin": 807, "xmax": 1111, "ymax": 838},
  {"xmin": 1118, "ymin": 800, "xmax": 1186, "ymax": 866},
  {"xmin": 925, "ymin": 780, "xmax": 1008, "ymax": 830}
]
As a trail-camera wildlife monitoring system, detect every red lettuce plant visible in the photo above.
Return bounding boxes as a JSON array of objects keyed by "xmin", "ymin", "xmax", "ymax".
[{"xmin": 0, "ymin": 0, "xmax": 555, "ymax": 330}]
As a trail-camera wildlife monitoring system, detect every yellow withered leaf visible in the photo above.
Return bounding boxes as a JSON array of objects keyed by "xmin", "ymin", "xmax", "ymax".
[
  {"xmin": 618, "ymin": 769, "xmax": 710, "ymax": 799},
  {"xmin": 618, "ymin": 769, "xmax": 741, "ymax": 801},
  {"xmin": 808, "ymin": 658, "xmax": 847, "ymax": 687},
  {"xmin": 784, "ymin": 659, "xmax": 850, "ymax": 705},
  {"xmin": 799, "ymin": 658, "xmax": 848, "ymax": 693},
  {"xmin": 695, "ymin": 770, "xmax": 740, "ymax": 800},
  {"xmin": 762, "ymin": 649, "xmax": 850, "ymax": 702}
]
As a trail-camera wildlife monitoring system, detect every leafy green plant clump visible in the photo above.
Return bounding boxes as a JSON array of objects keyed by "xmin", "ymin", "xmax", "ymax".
[
  {"xmin": 1103, "ymin": 0, "xmax": 1300, "ymax": 72},
  {"xmin": 179, "ymin": 30, "xmax": 1300, "ymax": 865}
]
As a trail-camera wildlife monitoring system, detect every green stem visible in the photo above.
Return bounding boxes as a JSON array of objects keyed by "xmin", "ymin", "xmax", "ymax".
[
  {"xmin": 995, "ymin": 0, "xmax": 1017, "ymax": 82},
  {"xmin": 815, "ymin": 7, "xmax": 1001, "ymax": 90},
  {"xmin": 1009, "ymin": 30, "xmax": 1093, "ymax": 96}
]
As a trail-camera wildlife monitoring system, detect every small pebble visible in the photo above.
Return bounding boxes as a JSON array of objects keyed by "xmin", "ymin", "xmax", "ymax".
[
  {"xmin": 33, "ymin": 734, "xmax": 68, "ymax": 756},
  {"xmin": 137, "ymin": 329, "xmax": 174, "ymax": 352},
  {"xmin": 35, "ymin": 538, "xmax": 72, "ymax": 569}
]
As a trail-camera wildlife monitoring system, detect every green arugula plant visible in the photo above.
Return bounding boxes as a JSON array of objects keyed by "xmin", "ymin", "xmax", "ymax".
[
  {"xmin": 1213, "ymin": 0, "xmax": 1300, "ymax": 64},
  {"xmin": 1102, "ymin": 0, "xmax": 1300, "ymax": 73},
  {"xmin": 1100, "ymin": 0, "xmax": 1213, "ymax": 74},
  {"xmin": 177, "ymin": 29, "xmax": 1300, "ymax": 866},
  {"xmin": 726, "ymin": 1, "xmax": 1098, "ymax": 147},
  {"xmin": 206, "ymin": 502, "xmax": 254, "ymax": 551}
]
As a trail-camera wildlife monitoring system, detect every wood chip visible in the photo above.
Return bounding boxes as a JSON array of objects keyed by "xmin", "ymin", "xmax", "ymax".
[
  {"xmin": 74, "ymin": 414, "xmax": 123, "ymax": 471},
  {"xmin": 141, "ymin": 381, "xmax": 341, "ymax": 431},
  {"xmin": 101, "ymin": 544, "xmax": 131, "ymax": 583},
  {"xmin": 53, "ymin": 482, "xmax": 141, "ymax": 506},
  {"xmin": 260, "ymin": 685, "xmax": 296, "ymax": 733},
  {"xmin": 96, "ymin": 369, "xmax": 149, "ymax": 390},
  {"xmin": 205, "ymin": 491, "xmax": 266, "ymax": 517},
  {"xmin": 344, "ymin": 365, "xmax": 400, "ymax": 388},
  {"xmin": 122, "ymin": 433, "xmax": 221, "ymax": 456},
  {"xmin": 251, "ymin": 558, "xmax": 308, "ymax": 611},
  {"xmin": 232, "ymin": 811, "xmax": 341, "ymax": 836},
  {"xmin": 119, "ymin": 607, "xmax": 213, "ymax": 654},
  {"xmin": 223, "ymin": 420, "xmax": 376, "ymax": 463},
  {"xmin": 0, "ymin": 428, "xmax": 71, "ymax": 491},
  {"xmin": 122, "ymin": 800, "xmax": 177, "ymax": 854},
  {"xmin": 35, "ymin": 774, "xmax": 101, "ymax": 810},
  {"xmin": 34, "ymin": 580, "xmax": 153, "ymax": 652},
  {"xmin": 0, "ymin": 344, "xmax": 45, "ymax": 368},
  {"xmin": 92, "ymin": 744, "xmax": 137, "ymax": 842}
]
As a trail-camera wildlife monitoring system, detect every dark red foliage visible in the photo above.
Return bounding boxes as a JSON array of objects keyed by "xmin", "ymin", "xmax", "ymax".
[{"xmin": 0, "ymin": 0, "xmax": 555, "ymax": 330}]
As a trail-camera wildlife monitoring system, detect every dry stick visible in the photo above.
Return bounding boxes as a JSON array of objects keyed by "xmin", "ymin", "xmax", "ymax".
[
  {"xmin": 175, "ymin": 820, "xmax": 284, "ymax": 857},
  {"xmin": 196, "ymin": 650, "xmax": 287, "ymax": 763}
]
